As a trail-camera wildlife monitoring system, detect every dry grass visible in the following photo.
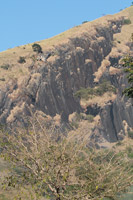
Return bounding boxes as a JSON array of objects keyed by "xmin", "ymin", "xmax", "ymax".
[
  {"xmin": 94, "ymin": 59, "xmax": 111, "ymax": 82},
  {"xmin": 109, "ymin": 66, "xmax": 122, "ymax": 75},
  {"xmin": 114, "ymin": 7, "xmax": 133, "ymax": 45},
  {"xmin": 0, "ymin": 7, "xmax": 132, "ymax": 86},
  {"xmin": 80, "ymin": 91, "xmax": 117, "ymax": 108},
  {"xmin": 93, "ymin": 6, "xmax": 133, "ymax": 82}
]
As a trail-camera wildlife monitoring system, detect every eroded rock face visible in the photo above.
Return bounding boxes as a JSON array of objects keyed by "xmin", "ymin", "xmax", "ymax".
[
  {"xmin": 99, "ymin": 97, "xmax": 133, "ymax": 142},
  {"xmin": 0, "ymin": 16, "xmax": 132, "ymax": 142},
  {"xmin": 99, "ymin": 73, "xmax": 133, "ymax": 142}
]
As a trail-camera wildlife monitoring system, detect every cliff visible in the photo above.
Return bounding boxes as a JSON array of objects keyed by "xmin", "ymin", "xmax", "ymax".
[{"xmin": 0, "ymin": 7, "xmax": 133, "ymax": 143}]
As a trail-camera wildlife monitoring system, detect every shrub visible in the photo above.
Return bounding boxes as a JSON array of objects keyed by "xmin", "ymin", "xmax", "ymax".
[
  {"xmin": 98, "ymin": 81, "xmax": 117, "ymax": 94},
  {"xmin": 32, "ymin": 43, "xmax": 42, "ymax": 53},
  {"xmin": 126, "ymin": 146, "xmax": 133, "ymax": 159},
  {"xmin": 18, "ymin": 56, "xmax": 26, "ymax": 63},
  {"xmin": 123, "ymin": 18, "xmax": 131, "ymax": 25},
  {"xmin": 0, "ymin": 64, "xmax": 10, "ymax": 70},
  {"xmin": 74, "ymin": 81, "xmax": 116, "ymax": 100},
  {"xmin": 128, "ymin": 131, "xmax": 133, "ymax": 139},
  {"xmin": 74, "ymin": 87, "xmax": 92, "ymax": 99},
  {"xmin": 70, "ymin": 121, "xmax": 79, "ymax": 129},
  {"xmin": 122, "ymin": 54, "xmax": 133, "ymax": 98},
  {"xmin": 85, "ymin": 114, "xmax": 94, "ymax": 122},
  {"xmin": 82, "ymin": 21, "xmax": 88, "ymax": 24},
  {"xmin": 116, "ymin": 141, "xmax": 122, "ymax": 146},
  {"xmin": 79, "ymin": 113, "xmax": 94, "ymax": 122}
]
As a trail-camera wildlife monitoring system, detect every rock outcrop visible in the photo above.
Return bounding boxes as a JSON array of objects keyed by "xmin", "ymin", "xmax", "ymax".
[{"xmin": 0, "ymin": 7, "xmax": 133, "ymax": 142}]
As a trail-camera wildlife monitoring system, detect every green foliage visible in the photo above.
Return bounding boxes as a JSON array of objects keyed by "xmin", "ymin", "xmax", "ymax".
[
  {"xmin": 0, "ymin": 64, "xmax": 10, "ymax": 70},
  {"xmin": 70, "ymin": 121, "xmax": 79, "ymax": 129},
  {"xmin": 126, "ymin": 146, "xmax": 133, "ymax": 158},
  {"xmin": 115, "ymin": 141, "xmax": 122, "ymax": 146},
  {"xmin": 83, "ymin": 114, "xmax": 94, "ymax": 122},
  {"xmin": 74, "ymin": 87, "xmax": 92, "ymax": 100},
  {"xmin": 122, "ymin": 55, "xmax": 133, "ymax": 98},
  {"xmin": 18, "ymin": 56, "xmax": 26, "ymax": 64},
  {"xmin": 82, "ymin": 21, "xmax": 88, "ymax": 24},
  {"xmin": 74, "ymin": 81, "xmax": 116, "ymax": 100},
  {"xmin": 128, "ymin": 131, "xmax": 133, "ymax": 139},
  {"xmin": 123, "ymin": 19, "xmax": 132, "ymax": 25},
  {"xmin": 0, "ymin": 194, "xmax": 8, "ymax": 200},
  {"xmin": 119, "ymin": 186, "xmax": 133, "ymax": 200},
  {"xmin": 32, "ymin": 43, "xmax": 42, "ymax": 53},
  {"xmin": 78, "ymin": 113, "xmax": 94, "ymax": 122},
  {"xmin": 70, "ymin": 113, "xmax": 94, "ymax": 129}
]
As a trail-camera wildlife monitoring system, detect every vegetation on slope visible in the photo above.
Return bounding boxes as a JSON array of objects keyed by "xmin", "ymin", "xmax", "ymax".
[
  {"xmin": 122, "ymin": 54, "xmax": 133, "ymax": 98},
  {"xmin": 0, "ymin": 6, "xmax": 132, "ymax": 200},
  {"xmin": 0, "ymin": 6, "xmax": 132, "ymax": 87},
  {"xmin": 0, "ymin": 116, "xmax": 133, "ymax": 200},
  {"xmin": 74, "ymin": 81, "xmax": 116, "ymax": 100}
]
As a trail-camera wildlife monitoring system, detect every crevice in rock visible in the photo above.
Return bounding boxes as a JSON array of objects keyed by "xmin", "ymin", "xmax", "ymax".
[{"xmin": 110, "ymin": 104, "xmax": 118, "ymax": 141}]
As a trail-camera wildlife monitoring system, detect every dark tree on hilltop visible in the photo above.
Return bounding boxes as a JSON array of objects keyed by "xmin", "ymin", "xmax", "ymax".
[{"xmin": 32, "ymin": 43, "xmax": 42, "ymax": 53}]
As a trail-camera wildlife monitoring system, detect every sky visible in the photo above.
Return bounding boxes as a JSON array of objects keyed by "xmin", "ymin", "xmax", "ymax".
[{"xmin": 0, "ymin": 0, "xmax": 132, "ymax": 52}]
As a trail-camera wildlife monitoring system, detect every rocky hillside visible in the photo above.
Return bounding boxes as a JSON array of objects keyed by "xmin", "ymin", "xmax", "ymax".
[{"xmin": 0, "ymin": 7, "xmax": 133, "ymax": 143}]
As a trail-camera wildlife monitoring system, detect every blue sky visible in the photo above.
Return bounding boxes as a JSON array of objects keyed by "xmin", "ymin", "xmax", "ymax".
[{"xmin": 0, "ymin": 0, "xmax": 132, "ymax": 52}]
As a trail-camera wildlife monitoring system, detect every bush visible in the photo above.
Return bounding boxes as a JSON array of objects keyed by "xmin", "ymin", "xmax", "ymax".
[
  {"xmin": 126, "ymin": 146, "xmax": 133, "ymax": 158},
  {"xmin": 0, "ymin": 64, "xmax": 10, "ymax": 70},
  {"xmin": 82, "ymin": 21, "xmax": 88, "ymax": 24},
  {"xmin": 74, "ymin": 87, "xmax": 93, "ymax": 100},
  {"xmin": 128, "ymin": 131, "xmax": 133, "ymax": 139},
  {"xmin": 80, "ymin": 113, "xmax": 94, "ymax": 122},
  {"xmin": 116, "ymin": 141, "xmax": 122, "ymax": 146},
  {"xmin": 74, "ymin": 81, "xmax": 116, "ymax": 100},
  {"xmin": 32, "ymin": 43, "xmax": 42, "ymax": 53},
  {"xmin": 18, "ymin": 56, "xmax": 26, "ymax": 63},
  {"xmin": 123, "ymin": 19, "xmax": 131, "ymax": 25},
  {"xmin": 122, "ymin": 54, "xmax": 133, "ymax": 98}
]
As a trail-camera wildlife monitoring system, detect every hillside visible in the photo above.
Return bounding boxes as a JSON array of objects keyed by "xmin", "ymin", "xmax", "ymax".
[{"xmin": 0, "ymin": 6, "xmax": 133, "ymax": 145}]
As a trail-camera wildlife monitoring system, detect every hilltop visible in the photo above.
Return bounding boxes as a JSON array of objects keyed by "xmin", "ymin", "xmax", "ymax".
[{"xmin": 0, "ymin": 7, "xmax": 133, "ymax": 86}]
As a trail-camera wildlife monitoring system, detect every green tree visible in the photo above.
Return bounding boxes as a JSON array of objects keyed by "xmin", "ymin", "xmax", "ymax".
[
  {"xmin": 122, "ymin": 54, "xmax": 133, "ymax": 98},
  {"xmin": 122, "ymin": 34, "xmax": 133, "ymax": 99},
  {"xmin": 32, "ymin": 43, "xmax": 42, "ymax": 53}
]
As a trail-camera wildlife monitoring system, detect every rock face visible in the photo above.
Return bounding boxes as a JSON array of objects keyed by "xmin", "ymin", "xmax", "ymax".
[
  {"xmin": 0, "ymin": 12, "xmax": 133, "ymax": 142},
  {"xmin": 99, "ymin": 85, "xmax": 133, "ymax": 142}
]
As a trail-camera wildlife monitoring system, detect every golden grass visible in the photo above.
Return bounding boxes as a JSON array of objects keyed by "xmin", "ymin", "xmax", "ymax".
[
  {"xmin": 0, "ymin": 6, "xmax": 132, "ymax": 87},
  {"xmin": 80, "ymin": 92, "xmax": 117, "ymax": 108},
  {"xmin": 94, "ymin": 6, "xmax": 133, "ymax": 82},
  {"xmin": 109, "ymin": 66, "xmax": 122, "ymax": 75},
  {"xmin": 94, "ymin": 59, "xmax": 111, "ymax": 82}
]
